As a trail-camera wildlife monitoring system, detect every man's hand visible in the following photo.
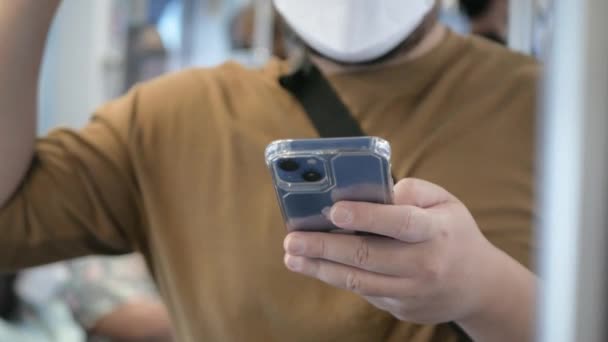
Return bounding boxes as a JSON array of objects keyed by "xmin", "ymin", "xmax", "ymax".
[{"xmin": 283, "ymin": 178, "xmax": 536, "ymax": 341}]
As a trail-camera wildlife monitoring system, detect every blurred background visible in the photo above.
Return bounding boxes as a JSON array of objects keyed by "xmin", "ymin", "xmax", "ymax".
[
  {"xmin": 37, "ymin": 0, "xmax": 554, "ymax": 133},
  {"xmin": 19, "ymin": 1, "xmax": 607, "ymax": 341}
]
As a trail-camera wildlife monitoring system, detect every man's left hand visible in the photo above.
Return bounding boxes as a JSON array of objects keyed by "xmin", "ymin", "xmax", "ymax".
[{"xmin": 283, "ymin": 178, "xmax": 504, "ymax": 325}]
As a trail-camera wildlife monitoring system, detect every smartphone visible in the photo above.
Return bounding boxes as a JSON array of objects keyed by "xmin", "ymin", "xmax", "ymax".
[{"xmin": 265, "ymin": 136, "xmax": 394, "ymax": 232}]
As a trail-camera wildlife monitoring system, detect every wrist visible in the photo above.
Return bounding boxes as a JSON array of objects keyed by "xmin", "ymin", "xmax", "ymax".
[{"xmin": 456, "ymin": 245, "xmax": 536, "ymax": 342}]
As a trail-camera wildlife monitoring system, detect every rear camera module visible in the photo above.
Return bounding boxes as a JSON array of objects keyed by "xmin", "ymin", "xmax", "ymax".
[
  {"xmin": 302, "ymin": 171, "xmax": 323, "ymax": 182},
  {"xmin": 278, "ymin": 159, "xmax": 300, "ymax": 172}
]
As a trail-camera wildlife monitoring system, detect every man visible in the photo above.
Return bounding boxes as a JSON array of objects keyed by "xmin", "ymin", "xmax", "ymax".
[
  {"xmin": 0, "ymin": 1, "xmax": 537, "ymax": 341},
  {"xmin": 459, "ymin": 0, "xmax": 509, "ymax": 44}
]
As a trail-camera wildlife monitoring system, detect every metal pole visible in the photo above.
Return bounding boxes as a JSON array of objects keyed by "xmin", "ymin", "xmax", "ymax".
[
  {"xmin": 508, "ymin": 0, "xmax": 534, "ymax": 54},
  {"xmin": 538, "ymin": 0, "xmax": 608, "ymax": 341},
  {"xmin": 180, "ymin": 0, "xmax": 199, "ymax": 67},
  {"xmin": 252, "ymin": 0, "xmax": 274, "ymax": 66}
]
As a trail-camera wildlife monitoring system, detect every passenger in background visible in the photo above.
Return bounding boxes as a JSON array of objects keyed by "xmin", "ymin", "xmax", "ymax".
[
  {"xmin": 459, "ymin": 0, "xmax": 509, "ymax": 44},
  {"xmin": 63, "ymin": 255, "xmax": 173, "ymax": 342},
  {"xmin": 0, "ymin": 255, "xmax": 172, "ymax": 342},
  {"xmin": 229, "ymin": 3, "xmax": 287, "ymax": 60}
]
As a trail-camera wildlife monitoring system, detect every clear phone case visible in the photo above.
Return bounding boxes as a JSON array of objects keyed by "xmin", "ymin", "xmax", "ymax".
[{"xmin": 265, "ymin": 137, "xmax": 393, "ymax": 232}]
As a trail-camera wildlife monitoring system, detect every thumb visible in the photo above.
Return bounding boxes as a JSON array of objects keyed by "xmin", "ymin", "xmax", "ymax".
[{"xmin": 394, "ymin": 178, "xmax": 454, "ymax": 208}]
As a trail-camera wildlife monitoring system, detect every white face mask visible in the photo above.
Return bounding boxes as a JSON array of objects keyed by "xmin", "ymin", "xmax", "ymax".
[{"xmin": 273, "ymin": 0, "xmax": 435, "ymax": 63}]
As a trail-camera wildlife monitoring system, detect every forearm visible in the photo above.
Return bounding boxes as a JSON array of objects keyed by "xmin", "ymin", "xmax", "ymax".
[
  {"xmin": 0, "ymin": 1, "xmax": 61, "ymax": 206},
  {"xmin": 91, "ymin": 299, "xmax": 173, "ymax": 342},
  {"xmin": 456, "ymin": 247, "xmax": 537, "ymax": 342}
]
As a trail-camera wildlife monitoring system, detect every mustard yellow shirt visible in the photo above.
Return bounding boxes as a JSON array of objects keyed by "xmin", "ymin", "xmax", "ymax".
[{"xmin": 0, "ymin": 30, "xmax": 538, "ymax": 341}]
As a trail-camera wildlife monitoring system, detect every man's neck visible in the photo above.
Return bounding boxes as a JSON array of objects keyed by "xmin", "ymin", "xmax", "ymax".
[
  {"xmin": 471, "ymin": 22, "xmax": 506, "ymax": 43},
  {"xmin": 312, "ymin": 23, "xmax": 447, "ymax": 76}
]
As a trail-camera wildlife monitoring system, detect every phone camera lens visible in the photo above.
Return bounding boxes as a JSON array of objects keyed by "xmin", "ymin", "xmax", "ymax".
[
  {"xmin": 278, "ymin": 159, "xmax": 299, "ymax": 172},
  {"xmin": 302, "ymin": 171, "xmax": 323, "ymax": 182}
]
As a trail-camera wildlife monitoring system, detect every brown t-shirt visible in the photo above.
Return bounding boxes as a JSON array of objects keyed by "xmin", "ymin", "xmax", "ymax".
[{"xmin": 0, "ymin": 30, "xmax": 538, "ymax": 341}]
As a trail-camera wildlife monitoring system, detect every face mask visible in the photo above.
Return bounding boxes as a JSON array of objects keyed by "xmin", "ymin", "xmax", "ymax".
[{"xmin": 273, "ymin": 0, "xmax": 435, "ymax": 63}]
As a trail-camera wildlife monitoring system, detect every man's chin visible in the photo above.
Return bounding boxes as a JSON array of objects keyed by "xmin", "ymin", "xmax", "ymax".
[
  {"xmin": 307, "ymin": 48, "xmax": 391, "ymax": 67},
  {"xmin": 304, "ymin": 11, "xmax": 437, "ymax": 68},
  {"xmin": 306, "ymin": 33, "xmax": 424, "ymax": 68}
]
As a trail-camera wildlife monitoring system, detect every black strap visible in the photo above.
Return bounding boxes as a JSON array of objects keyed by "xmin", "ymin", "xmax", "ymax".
[
  {"xmin": 279, "ymin": 64, "xmax": 364, "ymax": 138},
  {"xmin": 0, "ymin": 273, "xmax": 17, "ymax": 320},
  {"xmin": 278, "ymin": 63, "xmax": 472, "ymax": 342}
]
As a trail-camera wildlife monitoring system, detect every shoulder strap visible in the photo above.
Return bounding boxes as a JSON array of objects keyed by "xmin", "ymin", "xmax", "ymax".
[
  {"xmin": 278, "ymin": 63, "xmax": 472, "ymax": 342},
  {"xmin": 0, "ymin": 273, "xmax": 17, "ymax": 320},
  {"xmin": 278, "ymin": 64, "xmax": 364, "ymax": 138}
]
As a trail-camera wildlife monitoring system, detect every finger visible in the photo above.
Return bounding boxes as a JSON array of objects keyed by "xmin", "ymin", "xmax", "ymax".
[
  {"xmin": 329, "ymin": 202, "xmax": 435, "ymax": 243},
  {"xmin": 394, "ymin": 178, "xmax": 454, "ymax": 208},
  {"xmin": 363, "ymin": 296, "xmax": 402, "ymax": 311},
  {"xmin": 284, "ymin": 254, "xmax": 404, "ymax": 297},
  {"xmin": 284, "ymin": 232, "xmax": 420, "ymax": 276}
]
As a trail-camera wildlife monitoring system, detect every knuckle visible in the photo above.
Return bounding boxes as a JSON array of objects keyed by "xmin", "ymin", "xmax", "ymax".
[
  {"xmin": 431, "ymin": 213, "xmax": 448, "ymax": 240},
  {"xmin": 438, "ymin": 225, "xmax": 450, "ymax": 241},
  {"xmin": 403, "ymin": 179, "xmax": 417, "ymax": 194},
  {"xmin": 313, "ymin": 260, "xmax": 327, "ymax": 280},
  {"xmin": 318, "ymin": 236, "xmax": 328, "ymax": 258},
  {"xmin": 345, "ymin": 272, "xmax": 362, "ymax": 292},
  {"xmin": 395, "ymin": 179, "xmax": 418, "ymax": 204},
  {"xmin": 398, "ymin": 207, "xmax": 414, "ymax": 239},
  {"xmin": 421, "ymin": 257, "xmax": 444, "ymax": 281},
  {"xmin": 354, "ymin": 238, "xmax": 371, "ymax": 267}
]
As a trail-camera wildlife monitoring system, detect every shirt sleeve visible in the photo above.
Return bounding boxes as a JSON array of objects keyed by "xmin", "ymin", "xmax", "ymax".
[
  {"xmin": 470, "ymin": 66, "xmax": 539, "ymax": 269},
  {"xmin": 0, "ymin": 88, "xmax": 146, "ymax": 271},
  {"xmin": 413, "ymin": 63, "xmax": 539, "ymax": 270}
]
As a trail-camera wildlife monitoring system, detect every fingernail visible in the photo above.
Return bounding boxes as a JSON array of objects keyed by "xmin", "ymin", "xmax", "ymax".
[
  {"xmin": 285, "ymin": 255, "xmax": 302, "ymax": 271},
  {"xmin": 331, "ymin": 206, "xmax": 353, "ymax": 226},
  {"xmin": 286, "ymin": 235, "xmax": 305, "ymax": 254}
]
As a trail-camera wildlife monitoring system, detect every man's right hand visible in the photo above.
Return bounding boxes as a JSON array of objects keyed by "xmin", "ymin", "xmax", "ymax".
[{"xmin": 0, "ymin": 1, "xmax": 61, "ymax": 207}]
